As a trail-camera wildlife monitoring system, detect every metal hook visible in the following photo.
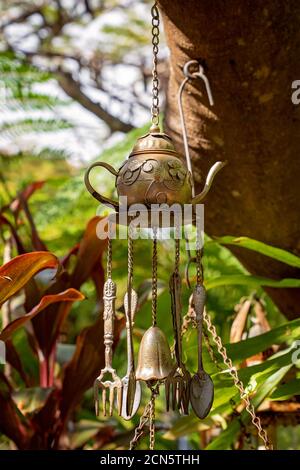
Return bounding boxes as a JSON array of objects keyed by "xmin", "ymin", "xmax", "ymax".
[
  {"xmin": 178, "ymin": 60, "xmax": 215, "ymax": 198},
  {"xmin": 178, "ymin": 59, "xmax": 226, "ymax": 203},
  {"xmin": 183, "ymin": 60, "xmax": 214, "ymax": 106}
]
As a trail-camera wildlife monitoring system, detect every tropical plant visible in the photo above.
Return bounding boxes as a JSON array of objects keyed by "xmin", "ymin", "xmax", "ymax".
[
  {"xmin": 0, "ymin": 51, "xmax": 73, "ymax": 165},
  {"xmin": 0, "ymin": 183, "xmax": 124, "ymax": 449},
  {"xmin": 1, "ymin": 163, "xmax": 300, "ymax": 449}
]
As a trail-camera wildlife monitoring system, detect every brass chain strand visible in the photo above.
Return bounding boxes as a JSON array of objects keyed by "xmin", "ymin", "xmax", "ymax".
[
  {"xmin": 151, "ymin": 2, "xmax": 160, "ymax": 126},
  {"xmin": 107, "ymin": 237, "xmax": 112, "ymax": 279},
  {"xmin": 203, "ymin": 309, "xmax": 273, "ymax": 450},
  {"xmin": 129, "ymin": 384, "xmax": 160, "ymax": 450},
  {"xmin": 129, "ymin": 401, "xmax": 152, "ymax": 450},
  {"xmin": 181, "ymin": 293, "xmax": 272, "ymax": 449},
  {"xmin": 195, "ymin": 224, "xmax": 203, "ymax": 285},
  {"xmin": 152, "ymin": 231, "xmax": 158, "ymax": 326},
  {"xmin": 127, "ymin": 229, "xmax": 134, "ymax": 350},
  {"xmin": 181, "ymin": 240, "xmax": 273, "ymax": 450},
  {"xmin": 175, "ymin": 237, "xmax": 180, "ymax": 274},
  {"xmin": 202, "ymin": 326, "xmax": 224, "ymax": 372},
  {"xmin": 128, "ymin": 229, "xmax": 134, "ymax": 282},
  {"xmin": 149, "ymin": 387, "xmax": 156, "ymax": 450}
]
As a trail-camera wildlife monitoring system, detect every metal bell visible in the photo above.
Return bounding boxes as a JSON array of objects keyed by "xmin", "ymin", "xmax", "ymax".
[{"xmin": 136, "ymin": 326, "xmax": 173, "ymax": 382}]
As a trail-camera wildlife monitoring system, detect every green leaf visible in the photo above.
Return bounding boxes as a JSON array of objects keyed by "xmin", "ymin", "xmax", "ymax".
[
  {"xmin": 211, "ymin": 236, "xmax": 300, "ymax": 268},
  {"xmin": 226, "ymin": 319, "xmax": 300, "ymax": 362},
  {"xmin": 0, "ymin": 251, "xmax": 59, "ymax": 307},
  {"xmin": 69, "ymin": 419, "xmax": 107, "ymax": 449},
  {"xmin": 165, "ymin": 348, "xmax": 295, "ymax": 442},
  {"xmin": 205, "ymin": 274, "xmax": 300, "ymax": 290},
  {"xmin": 0, "ymin": 288, "xmax": 84, "ymax": 341},
  {"xmin": 56, "ymin": 343, "xmax": 76, "ymax": 365},
  {"xmin": 12, "ymin": 387, "xmax": 53, "ymax": 414},
  {"xmin": 163, "ymin": 414, "xmax": 219, "ymax": 441},
  {"xmin": 212, "ymin": 348, "xmax": 294, "ymax": 411},
  {"xmin": 269, "ymin": 378, "xmax": 300, "ymax": 401},
  {"xmin": 206, "ymin": 364, "xmax": 292, "ymax": 449}
]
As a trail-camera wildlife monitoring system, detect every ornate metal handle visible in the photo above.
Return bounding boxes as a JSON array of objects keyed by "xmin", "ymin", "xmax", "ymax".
[
  {"xmin": 103, "ymin": 278, "xmax": 117, "ymax": 369},
  {"xmin": 84, "ymin": 161, "xmax": 119, "ymax": 210},
  {"xmin": 193, "ymin": 283, "xmax": 206, "ymax": 373}
]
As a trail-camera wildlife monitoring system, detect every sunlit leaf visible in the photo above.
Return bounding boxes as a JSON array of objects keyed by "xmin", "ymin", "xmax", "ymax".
[
  {"xmin": 206, "ymin": 274, "xmax": 300, "ymax": 290},
  {"xmin": 211, "ymin": 236, "xmax": 300, "ymax": 268},
  {"xmin": 269, "ymin": 379, "xmax": 300, "ymax": 401},
  {"xmin": 0, "ymin": 288, "xmax": 84, "ymax": 341},
  {"xmin": 12, "ymin": 387, "xmax": 53, "ymax": 414},
  {"xmin": 206, "ymin": 365, "xmax": 292, "ymax": 449},
  {"xmin": 226, "ymin": 319, "xmax": 300, "ymax": 362},
  {"xmin": 0, "ymin": 252, "xmax": 59, "ymax": 307}
]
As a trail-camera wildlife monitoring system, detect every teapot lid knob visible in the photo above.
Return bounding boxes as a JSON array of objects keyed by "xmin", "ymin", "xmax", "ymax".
[{"xmin": 149, "ymin": 123, "xmax": 160, "ymax": 134}]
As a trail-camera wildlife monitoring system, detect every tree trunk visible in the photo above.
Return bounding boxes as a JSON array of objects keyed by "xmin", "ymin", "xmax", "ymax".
[{"xmin": 159, "ymin": 0, "xmax": 300, "ymax": 319}]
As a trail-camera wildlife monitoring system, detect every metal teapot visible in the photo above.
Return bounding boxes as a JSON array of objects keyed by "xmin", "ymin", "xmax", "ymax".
[{"xmin": 84, "ymin": 124, "xmax": 226, "ymax": 212}]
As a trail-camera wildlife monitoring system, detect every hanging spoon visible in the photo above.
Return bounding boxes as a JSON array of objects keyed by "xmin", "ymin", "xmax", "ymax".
[
  {"xmin": 121, "ymin": 288, "xmax": 141, "ymax": 420},
  {"xmin": 190, "ymin": 284, "xmax": 214, "ymax": 419}
]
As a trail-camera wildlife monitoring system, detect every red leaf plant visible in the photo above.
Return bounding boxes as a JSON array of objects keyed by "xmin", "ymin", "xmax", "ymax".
[{"xmin": 0, "ymin": 185, "xmax": 124, "ymax": 449}]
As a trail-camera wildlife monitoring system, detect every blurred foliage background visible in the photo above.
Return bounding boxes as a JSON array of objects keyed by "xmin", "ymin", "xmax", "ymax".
[{"xmin": 0, "ymin": 0, "xmax": 300, "ymax": 451}]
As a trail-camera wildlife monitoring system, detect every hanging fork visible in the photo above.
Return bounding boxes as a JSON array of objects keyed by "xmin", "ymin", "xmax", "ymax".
[
  {"xmin": 94, "ymin": 277, "xmax": 123, "ymax": 416},
  {"xmin": 165, "ymin": 270, "xmax": 191, "ymax": 414}
]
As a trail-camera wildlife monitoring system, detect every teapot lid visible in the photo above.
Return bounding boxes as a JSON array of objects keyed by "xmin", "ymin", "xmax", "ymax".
[{"xmin": 129, "ymin": 125, "xmax": 178, "ymax": 157}]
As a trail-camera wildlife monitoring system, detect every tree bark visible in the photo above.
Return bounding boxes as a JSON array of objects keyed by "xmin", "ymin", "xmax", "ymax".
[{"xmin": 159, "ymin": 0, "xmax": 300, "ymax": 319}]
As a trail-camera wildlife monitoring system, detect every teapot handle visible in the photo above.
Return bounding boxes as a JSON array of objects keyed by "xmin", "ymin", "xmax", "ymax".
[{"xmin": 84, "ymin": 162, "xmax": 119, "ymax": 211}]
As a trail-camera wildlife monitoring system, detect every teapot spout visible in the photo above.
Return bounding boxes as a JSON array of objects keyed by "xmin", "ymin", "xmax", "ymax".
[{"xmin": 192, "ymin": 161, "xmax": 227, "ymax": 205}]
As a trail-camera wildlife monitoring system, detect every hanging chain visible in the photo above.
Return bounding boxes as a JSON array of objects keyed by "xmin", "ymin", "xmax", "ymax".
[
  {"xmin": 128, "ymin": 228, "xmax": 134, "ymax": 283},
  {"xmin": 202, "ymin": 326, "xmax": 224, "ymax": 372},
  {"xmin": 149, "ymin": 386, "xmax": 156, "ymax": 450},
  {"xmin": 129, "ymin": 384, "xmax": 160, "ymax": 450},
  {"xmin": 195, "ymin": 246, "xmax": 272, "ymax": 450},
  {"xmin": 175, "ymin": 237, "xmax": 180, "ymax": 275},
  {"xmin": 202, "ymin": 309, "xmax": 273, "ymax": 450},
  {"xmin": 107, "ymin": 237, "xmax": 112, "ymax": 279},
  {"xmin": 181, "ymin": 237, "xmax": 273, "ymax": 450},
  {"xmin": 151, "ymin": 230, "xmax": 158, "ymax": 326},
  {"xmin": 151, "ymin": 2, "xmax": 160, "ymax": 126},
  {"xmin": 129, "ymin": 401, "xmax": 152, "ymax": 450}
]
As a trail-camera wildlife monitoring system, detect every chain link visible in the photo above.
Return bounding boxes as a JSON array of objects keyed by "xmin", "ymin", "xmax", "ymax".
[
  {"xmin": 128, "ymin": 230, "xmax": 134, "ymax": 282},
  {"xmin": 202, "ymin": 326, "xmax": 224, "ymax": 372},
  {"xmin": 149, "ymin": 386, "xmax": 156, "ymax": 450},
  {"xmin": 181, "ymin": 239, "xmax": 272, "ymax": 450},
  {"xmin": 107, "ymin": 237, "xmax": 112, "ymax": 279},
  {"xmin": 151, "ymin": 2, "xmax": 160, "ymax": 125},
  {"xmin": 129, "ymin": 384, "xmax": 160, "ymax": 450},
  {"xmin": 203, "ymin": 308, "xmax": 273, "ymax": 450},
  {"xmin": 152, "ymin": 230, "xmax": 158, "ymax": 326},
  {"xmin": 129, "ymin": 401, "xmax": 152, "ymax": 450},
  {"xmin": 175, "ymin": 238, "xmax": 180, "ymax": 275}
]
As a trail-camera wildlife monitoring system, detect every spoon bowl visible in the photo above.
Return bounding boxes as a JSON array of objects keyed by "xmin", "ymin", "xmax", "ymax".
[{"xmin": 190, "ymin": 371, "xmax": 214, "ymax": 419}]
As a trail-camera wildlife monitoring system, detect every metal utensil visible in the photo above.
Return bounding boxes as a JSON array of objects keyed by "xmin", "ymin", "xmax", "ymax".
[
  {"xmin": 165, "ymin": 271, "xmax": 191, "ymax": 414},
  {"xmin": 94, "ymin": 278, "xmax": 123, "ymax": 416},
  {"xmin": 121, "ymin": 288, "xmax": 141, "ymax": 420},
  {"xmin": 190, "ymin": 284, "xmax": 214, "ymax": 419}
]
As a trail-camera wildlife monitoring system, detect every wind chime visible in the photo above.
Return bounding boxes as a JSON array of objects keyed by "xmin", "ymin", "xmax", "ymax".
[{"xmin": 84, "ymin": 2, "xmax": 273, "ymax": 451}]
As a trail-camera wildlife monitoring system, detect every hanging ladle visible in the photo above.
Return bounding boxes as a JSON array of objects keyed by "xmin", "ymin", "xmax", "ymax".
[{"xmin": 190, "ymin": 284, "xmax": 214, "ymax": 419}]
